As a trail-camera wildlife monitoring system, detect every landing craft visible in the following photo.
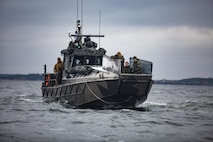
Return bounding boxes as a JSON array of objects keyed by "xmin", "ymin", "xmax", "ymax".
[{"xmin": 41, "ymin": 20, "xmax": 153, "ymax": 109}]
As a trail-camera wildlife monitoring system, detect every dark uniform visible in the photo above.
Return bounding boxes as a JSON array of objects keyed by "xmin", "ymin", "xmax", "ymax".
[
  {"xmin": 132, "ymin": 56, "xmax": 142, "ymax": 74},
  {"xmin": 123, "ymin": 62, "xmax": 131, "ymax": 73}
]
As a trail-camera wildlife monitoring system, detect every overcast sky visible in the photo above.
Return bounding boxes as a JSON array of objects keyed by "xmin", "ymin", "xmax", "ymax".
[{"xmin": 0, "ymin": 0, "xmax": 213, "ymax": 80}]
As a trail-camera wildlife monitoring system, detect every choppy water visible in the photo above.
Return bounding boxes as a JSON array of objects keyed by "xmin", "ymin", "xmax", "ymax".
[{"xmin": 0, "ymin": 80, "xmax": 213, "ymax": 142}]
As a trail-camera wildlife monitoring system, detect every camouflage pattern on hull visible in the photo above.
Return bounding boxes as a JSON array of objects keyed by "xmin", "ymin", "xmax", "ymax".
[{"xmin": 42, "ymin": 74, "xmax": 152, "ymax": 108}]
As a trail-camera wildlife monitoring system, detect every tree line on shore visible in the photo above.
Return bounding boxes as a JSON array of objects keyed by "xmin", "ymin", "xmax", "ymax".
[
  {"xmin": 0, "ymin": 74, "xmax": 212, "ymax": 85},
  {"xmin": 0, "ymin": 74, "xmax": 43, "ymax": 81},
  {"xmin": 154, "ymin": 78, "xmax": 213, "ymax": 85}
]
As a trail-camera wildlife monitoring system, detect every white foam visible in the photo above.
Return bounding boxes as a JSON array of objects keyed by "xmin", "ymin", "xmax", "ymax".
[{"xmin": 141, "ymin": 101, "xmax": 167, "ymax": 106}]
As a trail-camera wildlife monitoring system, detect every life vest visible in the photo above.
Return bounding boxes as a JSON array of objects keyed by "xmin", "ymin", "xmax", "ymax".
[{"xmin": 45, "ymin": 74, "xmax": 50, "ymax": 86}]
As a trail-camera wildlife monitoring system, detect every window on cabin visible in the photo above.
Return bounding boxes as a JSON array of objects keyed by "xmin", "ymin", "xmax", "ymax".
[
  {"xmin": 96, "ymin": 56, "xmax": 102, "ymax": 65},
  {"xmin": 72, "ymin": 56, "xmax": 84, "ymax": 66},
  {"xmin": 72, "ymin": 56, "xmax": 103, "ymax": 66},
  {"xmin": 85, "ymin": 56, "xmax": 95, "ymax": 65}
]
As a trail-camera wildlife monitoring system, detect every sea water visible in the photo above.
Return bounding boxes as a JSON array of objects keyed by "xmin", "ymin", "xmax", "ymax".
[{"xmin": 0, "ymin": 80, "xmax": 213, "ymax": 142}]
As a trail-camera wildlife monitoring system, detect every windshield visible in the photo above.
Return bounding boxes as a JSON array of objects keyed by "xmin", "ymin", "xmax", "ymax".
[
  {"xmin": 72, "ymin": 55, "xmax": 103, "ymax": 67},
  {"xmin": 102, "ymin": 56, "xmax": 121, "ymax": 74}
]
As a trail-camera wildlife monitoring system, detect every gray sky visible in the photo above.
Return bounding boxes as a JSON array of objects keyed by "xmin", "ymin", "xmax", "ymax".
[{"xmin": 0, "ymin": 0, "xmax": 213, "ymax": 80}]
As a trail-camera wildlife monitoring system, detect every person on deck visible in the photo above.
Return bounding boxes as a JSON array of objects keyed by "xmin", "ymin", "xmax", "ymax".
[
  {"xmin": 111, "ymin": 51, "xmax": 124, "ymax": 62},
  {"xmin": 132, "ymin": 56, "xmax": 142, "ymax": 74},
  {"xmin": 54, "ymin": 57, "xmax": 63, "ymax": 84},
  {"xmin": 123, "ymin": 62, "xmax": 131, "ymax": 73},
  {"xmin": 111, "ymin": 51, "xmax": 125, "ymax": 72}
]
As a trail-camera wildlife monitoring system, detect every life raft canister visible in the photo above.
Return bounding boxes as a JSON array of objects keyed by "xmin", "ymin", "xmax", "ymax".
[{"xmin": 45, "ymin": 74, "xmax": 51, "ymax": 86}]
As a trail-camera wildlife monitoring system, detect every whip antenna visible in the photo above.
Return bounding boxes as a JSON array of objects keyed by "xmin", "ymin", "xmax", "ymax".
[
  {"xmin": 77, "ymin": 0, "xmax": 78, "ymax": 21},
  {"xmin": 99, "ymin": 9, "xmax": 101, "ymax": 48},
  {"xmin": 81, "ymin": 0, "xmax": 83, "ymax": 34}
]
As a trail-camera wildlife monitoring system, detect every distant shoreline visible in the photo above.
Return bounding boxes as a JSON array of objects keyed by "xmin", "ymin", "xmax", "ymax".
[
  {"xmin": 154, "ymin": 78, "xmax": 213, "ymax": 86},
  {"xmin": 0, "ymin": 74, "xmax": 212, "ymax": 85},
  {"xmin": 0, "ymin": 74, "xmax": 43, "ymax": 81}
]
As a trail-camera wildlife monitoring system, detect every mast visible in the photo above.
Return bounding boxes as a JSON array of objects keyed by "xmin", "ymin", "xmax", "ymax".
[
  {"xmin": 77, "ymin": 0, "xmax": 78, "ymax": 21},
  {"xmin": 81, "ymin": 0, "xmax": 83, "ymax": 34},
  {"xmin": 76, "ymin": 20, "xmax": 82, "ymax": 47},
  {"xmin": 99, "ymin": 10, "xmax": 101, "ymax": 48},
  {"xmin": 69, "ymin": 0, "xmax": 104, "ymax": 47}
]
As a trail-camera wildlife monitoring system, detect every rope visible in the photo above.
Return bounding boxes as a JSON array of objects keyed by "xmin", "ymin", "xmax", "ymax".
[{"xmin": 86, "ymin": 82, "xmax": 132, "ymax": 105}]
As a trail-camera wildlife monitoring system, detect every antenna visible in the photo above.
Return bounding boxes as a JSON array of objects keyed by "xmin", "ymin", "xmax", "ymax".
[
  {"xmin": 81, "ymin": 0, "xmax": 83, "ymax": 34},
  {"xmin": 99, "ymin": 9, "xmax": 101, "ymax": 48},
  {"xmin": 70, "ymin": 1, "xmax": 104, "ymax": 43},
  {"xmin": 77, "ymin": 0, "xmax": 83, "ymax": 34},
  {"xmin": 77, "ymin": 0, "xmax": 78, "ymax": 21}
]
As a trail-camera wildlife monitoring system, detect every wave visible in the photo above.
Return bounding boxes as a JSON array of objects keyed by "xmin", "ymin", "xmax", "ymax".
[
  {"xmin": 0, "ymin": 120, "xmax": 26, "ymax": 124},
  {"xmin": 0, "ymin": 93, "xmax": 42, "ymax": 105},
  {"xmin": 139, "ymin": 100, "xmax": 213, "ymax": 112},
  {"xmin": 48, "ymin": 128, "xmax": 66, "ymax": 131},
  {"xmin": 48, "ymin": 108, "xmax": 70, "ymax": 114},
  {"xmin": 137, "ymin": 101, "xmax": 168, "ymax": 109},
  {"xmin": 142, "ymin": 101, "xmax": 167, "ymax": 106}
]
